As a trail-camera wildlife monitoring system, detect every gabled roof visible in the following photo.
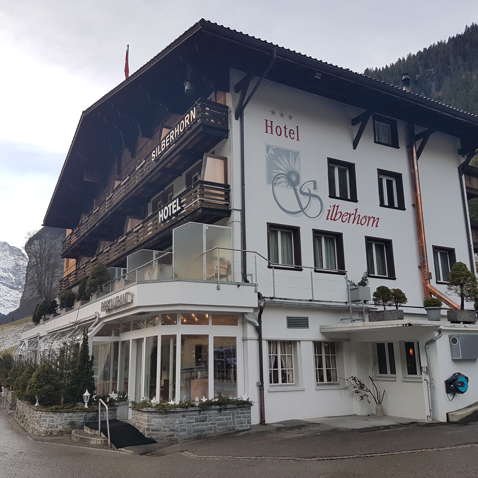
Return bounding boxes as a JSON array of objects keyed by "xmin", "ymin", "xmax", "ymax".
[{"xmin": 45, "ymin": 19, "xmax": 478, "ymax": 228}]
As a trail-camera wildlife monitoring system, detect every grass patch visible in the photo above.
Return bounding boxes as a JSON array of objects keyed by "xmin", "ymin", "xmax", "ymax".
[{"xmin": 0, "ymin": 316, "xmax": 32, "ymax": 331}]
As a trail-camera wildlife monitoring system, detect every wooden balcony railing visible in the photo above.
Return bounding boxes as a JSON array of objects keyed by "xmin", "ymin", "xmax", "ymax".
[
  {"xmin": 60, "ymin": 180, "xmax": 230, "ymax": 290},
  {"xmin": 63, "ymin": 98, "xmax": 229, "ymax": 256}
]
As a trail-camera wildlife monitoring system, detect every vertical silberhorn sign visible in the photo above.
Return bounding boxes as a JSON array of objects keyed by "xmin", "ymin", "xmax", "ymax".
[{"xmin": 151, "ymin": 106, "xmax": 198, "ymax": 161}]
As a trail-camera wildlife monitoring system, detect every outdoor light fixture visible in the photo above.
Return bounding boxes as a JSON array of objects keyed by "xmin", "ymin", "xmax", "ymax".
[
  {"xmin": 34, "ymin": 396, "xmax": 39, "ymax": 407},
  {"xmin": 83, "ymin": 389, "xmax": 91, "ymax": 408}
]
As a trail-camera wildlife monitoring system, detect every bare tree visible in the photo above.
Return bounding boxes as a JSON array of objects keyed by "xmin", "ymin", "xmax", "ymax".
[{"xmin": 25, "ymin": 229, "xmax": 62, "ymax": 302}]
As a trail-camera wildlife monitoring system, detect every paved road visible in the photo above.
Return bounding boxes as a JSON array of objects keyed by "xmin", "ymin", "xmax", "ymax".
[{"xmin": 3, "ymin": 410, "xmax": 478, "ymax": 477}]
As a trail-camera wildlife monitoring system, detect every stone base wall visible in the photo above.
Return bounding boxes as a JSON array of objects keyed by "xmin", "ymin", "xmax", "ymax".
[
  {"xmin": 15, "ymin": 400, "xmax": 116, "ymax": 436},
  {"xmin": 131, "ymin": 406, "xmax": 251, "ymax": 442}
]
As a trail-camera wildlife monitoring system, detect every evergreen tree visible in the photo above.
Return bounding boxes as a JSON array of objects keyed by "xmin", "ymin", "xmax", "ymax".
[{"xmin": 70, "ymin": 330, "xmax": 95, "ymax": 403}]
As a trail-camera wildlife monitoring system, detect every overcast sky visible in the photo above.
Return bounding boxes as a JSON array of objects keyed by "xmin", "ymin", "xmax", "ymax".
[{"xmin": 1, "ymin": 0, "xmax": 477, "ymax": 249}]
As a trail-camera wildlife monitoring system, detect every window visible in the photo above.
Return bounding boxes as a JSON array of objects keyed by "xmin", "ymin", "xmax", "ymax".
[
  {"xmin": 433, "ymin": 246, "xmax": 456, "ymax": 283},
  {"xmin": 365, "ymin": 237, "xmax": 395, "ymax": 279},
  {"xmin": 185, "ymin": 161, "xmax": 203, "ymax": 187},
  {"xmin": 373, "ymin": 115, "xmax": 399, "ymax": 148},
  {"xmin": 267, "ymin": 224, "xmax": 301, "ymax": 268},
  {"xmin": 403, "ymin": 342, "xmax": 421, "ymax": 376},
  {"xmin": 268, "ymin": 341, "xmax": 296, "ymax": 385},
  {"xmin": 314, "ymin": 342, "xmax": 339, "ymax": 384},
  {"xmin": 377, "ymin": 170, "xmax": 405, "ymax": 209},
  {"xmin": 150, "ymin": 184, "xmax": 174, "ymax": 214},
  {"xmin": 328, "ymin": 158, "xmax": 357, "ymax": 202},
  {"xmin": 375, "ymin": 343, "xmax": 396, "ymax": 375},
  {"xmin": 313, "ymin": 230, "xmax": 345, "ymax": 273}
]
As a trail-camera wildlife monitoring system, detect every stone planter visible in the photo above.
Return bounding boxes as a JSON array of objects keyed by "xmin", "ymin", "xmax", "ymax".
[
  {"xmin": 115, "ymin": 400, "xmax": 129, "ymax": 420},
  {"xmin": 369, "ymin": 309, "xmax": 404, "ymax": 322},
  {"xmin": 350, "ymin": 286, "xmax": 371, "ymax": 302},
  {"xmin": 425, "ymin": 307, "xmax": 442, "ymax": 321},
  {"xmin": 375, "ymin": 403, "xmax": 385, "ymax": 417},
  {"xmin": 130, "ymin": 405, "xmax": 251, "ymax": 442},
  {"xmin": 14, "ymin": 400, "xmax": 116, "ymax": 436},
  {"xmin": 447, "ymin": 310, "xmax": 477, "ymax": 324}
]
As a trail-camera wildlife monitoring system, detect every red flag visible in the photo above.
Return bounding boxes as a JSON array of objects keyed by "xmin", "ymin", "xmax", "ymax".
[{"xmin": 124, "ymin": 44, "xmax": 129, "ymax": 79}]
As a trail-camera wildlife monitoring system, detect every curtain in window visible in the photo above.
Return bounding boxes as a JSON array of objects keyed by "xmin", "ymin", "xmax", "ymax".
[
  {"xmin": 269, "ymin": 230, "xmax": 279, "ymax": 264},
  {"xmin": 269, "ymin": 341, "xmax": 279, "ymax": 384},
  {"xmin": 279, "ymin": 341, "xmax": 294, "ymax": 384},
  {"xmin": 324, "ymin": 236, "xmax": 337, "ymax": 270},
  {"xmin": 439, "ymin": 251, "xmax": 450, "ymax": 282},
  {"xmin": 280, "ymin": 231, "xmax": 293, "ymax": 265},
  {"xmin": 376, "ymin": 121, "xmax": 392, "ymax": 144},
  {"xmin": 314, "ymin": 236, "xmax": 324, "ymax": 269},
  {"xmin": 375, "ymin": 243, "xmax": 387, "ymax": 276}
]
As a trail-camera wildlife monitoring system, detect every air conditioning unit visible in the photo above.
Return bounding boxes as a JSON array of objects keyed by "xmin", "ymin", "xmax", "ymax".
[{"xmin": 449, "ymin": 335, "xmax": 478, "ymax": 360}]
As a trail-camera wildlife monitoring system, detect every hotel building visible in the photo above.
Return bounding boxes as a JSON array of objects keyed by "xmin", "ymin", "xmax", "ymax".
[{"xmin": 20, "ymin": 20, "xmax": 478, "ymax": 424}]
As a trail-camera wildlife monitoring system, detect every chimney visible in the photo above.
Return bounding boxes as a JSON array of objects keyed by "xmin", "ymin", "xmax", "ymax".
[{"xmin": 401, "ymin": 73, "xmax": 411, "ymax": 92}]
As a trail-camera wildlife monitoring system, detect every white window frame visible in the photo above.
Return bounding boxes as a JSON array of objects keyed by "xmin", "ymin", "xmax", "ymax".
[
  {"xmin": 402, "ymin": 341, "xmax": 421, "ymax": 378},
  {"xmin": 378, "ymin": 174, "xmax": 398, "ymax": 208},
  {"xmin": 370, "ymin": 241, "xmax": 388, "ymax": 278},
  {"xmin": 375, "ymin": 342, "xmax": 396, "ymax": 377},
  {"xmin": 313, "ymin": 233, "xmax": 339, "ymax": 271},
  {"xmin": 435, "ymin": 248, "xmax": 453, "ymax": 283},
  {"xmin": 269, "ymin": 227, "xmax": 296, "ymax": 267},
  {"xmin": 333, "ymin": 164, "xmax": 350, "ymax": 200},
  {"xmin": 314, "ymin": 341, "xmax": 339, "ymax": 384},
  {"xmin": 268, "ymin": 340, "xmax": 296, "ymax": 385}
]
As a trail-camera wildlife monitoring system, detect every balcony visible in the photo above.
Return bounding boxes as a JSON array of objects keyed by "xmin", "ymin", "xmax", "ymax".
[
  {"xmin": 62, "ymin": 98, "xmax": 229, "ymax": 258},
  {"xmin": 60, "ymin": 181, "xmax": 230, "ymax": 290}
]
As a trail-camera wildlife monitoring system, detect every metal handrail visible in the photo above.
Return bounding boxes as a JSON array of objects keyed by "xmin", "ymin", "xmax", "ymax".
[{"xmin": 98, "ymin": 398, "xmax": 111, "ymax": 447}]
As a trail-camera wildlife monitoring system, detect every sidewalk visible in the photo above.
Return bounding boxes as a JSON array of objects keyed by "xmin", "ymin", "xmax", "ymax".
[{"xmin": 153, "ymin": 416, "xmax": 478, "ymax": 461}]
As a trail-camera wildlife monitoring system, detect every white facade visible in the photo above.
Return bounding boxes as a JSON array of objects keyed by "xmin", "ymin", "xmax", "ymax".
[{"xmin": 21, "ymin": 64, "xmax": 478, "ymax": 425}]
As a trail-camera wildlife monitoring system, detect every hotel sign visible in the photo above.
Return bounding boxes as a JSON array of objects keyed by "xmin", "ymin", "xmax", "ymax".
[
  {"xmin": 101, "ymin": 292, "xmax": 134, "ymax": 313},
  {"xmin": 158, "ymin": 197, "xmax": 183, "ymax": 224},
  {"xmin": 151, "ymin": 106, "xmax": 198, "ymax": 161}
]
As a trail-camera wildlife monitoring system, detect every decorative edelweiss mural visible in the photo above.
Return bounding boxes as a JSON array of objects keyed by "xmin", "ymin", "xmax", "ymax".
[{"xmin": 266, "ymin": 145, "xmax": 323, "ymax": 219}]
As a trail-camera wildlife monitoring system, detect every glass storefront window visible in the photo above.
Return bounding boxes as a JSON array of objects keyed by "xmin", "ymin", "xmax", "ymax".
[
  {"xmin": 181, "ymin": 335, "xmax": 209, "ymax": 401},
  {"xmin": 93, "ymin": 342, "xmax": 114, "ymax": 395},
  {"xmin": 144, "ymin": 337, "xmax": 158, "ymax": 401},
  {"xmin": 180, "ymin": 313, "xmax": 209, "ymax": 325},
  {"xmin": 118, "ymin": 341, "xmax": 129, "ymax": 393},
  {"xmin": 161, "ymin": 314, "xmax": 177, "ymax": 325},
  {"xmin": 211, "ymin": 314, "xmax": 238, "ymax": 326},
  {"xmin": 160, "ymin": 335, "xmax": 176, "ymax": 402},
  {"xmin": 134, "ymin": 338, "xmax": 143, "ymax": 401},
  {"xmin": 214, "ymin": 337, "xmax": 237, "ymax": 398}
]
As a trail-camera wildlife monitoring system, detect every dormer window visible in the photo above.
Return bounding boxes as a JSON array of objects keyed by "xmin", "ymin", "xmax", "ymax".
[{"xmin": 373, "ymin": 115, "xmax": 399, "ymax": 148}]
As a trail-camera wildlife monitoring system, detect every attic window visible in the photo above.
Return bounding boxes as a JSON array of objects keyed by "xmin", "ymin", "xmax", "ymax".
[{"xmin": 373, "ymin": 115, "xmax": 399, "ymax": 148}]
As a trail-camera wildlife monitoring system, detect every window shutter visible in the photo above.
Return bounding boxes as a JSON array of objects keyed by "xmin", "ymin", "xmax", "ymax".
[
  {"xmin": 328, "ymin": 163, "xmax": 336, "ymax": 197},
  {"xmin": 386, "ymin": 241, "xmax": 396, "ymax": 279},
  {"xmin": 366, "ymin": 240, "xmax": 375, "ymax": 275},
  {"xmin": 349, "ymin": 163, "xmax": 357, "ymax": 201},
  {"xmin": 396, "ymin": 175, "xmax": 405, "ymax": 209},
  {"xmin": 336, "ymin": 235, "xmax": 345, "ymax": 271},
  {"xmin": 378, "ymin": 176, "xmax": 384, "ymax": 206}
]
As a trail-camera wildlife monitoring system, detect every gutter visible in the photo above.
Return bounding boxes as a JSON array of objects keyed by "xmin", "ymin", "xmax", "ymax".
[
  {"xmin": 406, "ymin": 123, "xmax": 459, "ymax": 310},
  {"xmin": 256, "ymin": 293, "xmax": 266, "ymax": 425}
]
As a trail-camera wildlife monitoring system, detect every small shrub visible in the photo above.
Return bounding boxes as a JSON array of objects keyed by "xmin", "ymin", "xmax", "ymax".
[
  {"xmin": 373, "ymin": 286, "xmax": 392, "ymax": 310},
  {"xmin": 424, "ymin": 297, "xmax": 442, "ymax": 308},
  {"xmin": 390, "ymin": 288, "xmax": 407, "ymax": 310},
  {"xmin": 27, "ymin": 363, "xmax": 62, "ymax": 406},
  {"xmin": 59, "ymin": 290, "xmax": 76, "ymax": 310},
  {"xmin": 77, "ymin": 278, "xmax": 90, "ymax": 302},
  {"xmin": 448, "ymin": 262, "xmax": 477, "ymax": 310},
  {"xmin": 86, "ymin": 264, "xmax": 110, "ymax": 297}
]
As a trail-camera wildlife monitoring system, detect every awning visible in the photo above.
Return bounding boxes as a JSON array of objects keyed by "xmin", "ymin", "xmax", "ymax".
[{"xmin": 321, "ymin": 319, "xmax": 441, "ymax": 342}]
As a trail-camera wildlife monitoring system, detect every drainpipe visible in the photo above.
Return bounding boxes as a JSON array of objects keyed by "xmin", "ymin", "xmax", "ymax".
[
  {"xmin": 424, "ymin": 329, "xmax": 443, "ymax": 421},
  {"xmin": 256, "ymin": 293, "xmax": 266, "ymax": 425},
  {"xmin": 406, "ymin": 124, "xmax": 459, "ymax": 309}
]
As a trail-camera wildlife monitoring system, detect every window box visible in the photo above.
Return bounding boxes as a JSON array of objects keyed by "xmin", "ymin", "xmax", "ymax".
[
  {"xmin": 447, "ymin": 310, "xmax": 477, "ymax": 324},
  {"xmin": 350, "ymin": 285, "xmax": 371, "ymax": 302},
  {"xmin": 369, "ymin": 309, "xmax": 404, "ymax": 322}
]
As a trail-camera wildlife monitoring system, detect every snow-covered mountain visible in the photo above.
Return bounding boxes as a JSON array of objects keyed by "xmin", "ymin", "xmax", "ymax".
[{"xmin": 0, "ymin": 241, "xmax": 27, "ymax": 315}]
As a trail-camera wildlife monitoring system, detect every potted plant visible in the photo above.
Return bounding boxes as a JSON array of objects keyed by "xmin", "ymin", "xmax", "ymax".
[
  {"xmin": 424, "ymin": 297, "xmax": 442, "ymax": 321},
  {"xmin": 447, "ymin": 262, "xmax": 477, "ymax": 324},
  {"xmin": 349, "ymin": 273, "xmax": 371, "ymax": 302},
  {"xmin": 369, "ymin": 286, "xmax": 405, "ymax": 321},
  {"xmin": 346, "ymin": 376, "xmax": 386, "ymax": 416},
  {"xmin": 59, "ymin": 290, "xmax": 76, "ymax": 311}
]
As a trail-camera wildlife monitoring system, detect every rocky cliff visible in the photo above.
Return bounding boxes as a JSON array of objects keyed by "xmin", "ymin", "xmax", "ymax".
[{"xmin": 0, "ymin": 241, "xmax": 27, "ymax": 316}]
